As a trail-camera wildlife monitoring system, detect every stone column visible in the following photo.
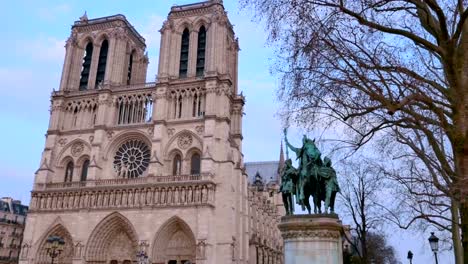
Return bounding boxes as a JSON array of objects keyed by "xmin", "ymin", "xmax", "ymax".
[
  {"xmin": 278, "ymin": 215, "xmax": 343, "ymax": 264},
  {"xmin": 87, "ymin": 43, "xmax": 101, "ymax": 89},
  {"xmin": 157, "ymin": 27, "xmax": 170, "ymax": 80},
  {"xmin": 188, "ymin": 30, "xmax": 198, "ymax": 77}
]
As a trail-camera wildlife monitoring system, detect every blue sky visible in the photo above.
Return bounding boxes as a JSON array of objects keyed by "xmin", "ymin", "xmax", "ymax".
[{"xmin": 0, "ymin": 0, "xmax": 453, "ymax": 263}]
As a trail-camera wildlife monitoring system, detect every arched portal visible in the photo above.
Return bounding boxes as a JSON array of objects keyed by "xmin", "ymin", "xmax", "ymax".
[
  {"xmin": 152, "ymin": 216, "xmax": 196, "ymax": 264},
  {"xmin": 35, "ymin": 224, "xmax": 73, "ymax": 264},
  {"xmin": 85, "ymin": 212, "xmax": 138, "ymax": 264}
]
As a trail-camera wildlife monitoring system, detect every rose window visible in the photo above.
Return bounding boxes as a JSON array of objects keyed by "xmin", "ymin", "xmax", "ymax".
[{"xmin": 113, "ymin": 139, "xmax": 151, "ymax": 178}]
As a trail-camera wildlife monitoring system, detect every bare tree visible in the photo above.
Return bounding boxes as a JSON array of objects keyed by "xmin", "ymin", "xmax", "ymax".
[
  {"xmin": 240, "ymin": 0, "xmax": 468, "ymax": 263},
  {"xmin": 339, "ymin": 159, "xmax": 390, "ymax": 264}
]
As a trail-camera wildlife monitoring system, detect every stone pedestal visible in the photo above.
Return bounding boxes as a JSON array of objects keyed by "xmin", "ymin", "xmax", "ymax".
[{"xmin": 278, "ymin": 214, "xmax": 344, "ymax": 264}]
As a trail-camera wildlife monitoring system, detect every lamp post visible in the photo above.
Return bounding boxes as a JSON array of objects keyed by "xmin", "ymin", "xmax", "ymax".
[
  {"xmin": 136, "ymin": 251, "xmax": 149, "ymax": 264},
  {"xmin": 428, "ymin": 232, "xmax": 439, "ymax": 264},
  {"xmin": 407, "ymin": 250, "xmax": 413, "ymax": 264},
  {"xmin": 45, "ymin": 236, "xmax": 65, "ymax": 264}
]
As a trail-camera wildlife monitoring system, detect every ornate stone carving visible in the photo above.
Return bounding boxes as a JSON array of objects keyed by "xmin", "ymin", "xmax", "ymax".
[
  {"xmin": 71, "ymin": 142, "xmax": 84, "ymax": 157},
  {"xmin": 167, "ymin": 128, "xmax": 175, "ymax": 136},
  {"xmin": 280, "ymin": 230, "xmax": 341, "ymax": 240},
  {"xmin": 74, "ymin": 242, "xmax": 84, "ymax": 258},
  {"xmin": 113, "ymin": 139, "xmax": 151, "ymax": 178},
  {"xmin": 147, "ymin": 127, "xmax": 154, "ymax": 137},
  {"xmin": 58, "ymin": 138, "xmax": 68, "ymax": 147},
  {"xmin": 196, "ymin": 240, "xmax": 207, "ymax": 260},
  {"xmin": 160, "ymin": 20, "xmax": 173, "ymax": 33},
  {"xmin": 89, "ymin": 135, "xmax": 94, "ymax": 143},
  {"xmin": 195, "ymin": 125, "xmax": 204, "ymax": 135},
  {"xmin": 177, "ymin": 134, "xmax": 193, "ymax": 149},
  {"xmin": 107, "ymin": 130, "xmax": 114, "ymax": 139},
  {"xmin": 112, "ymin": 27, "xmax": 127, "ymax": 40},
  {"xmin": 30, "ymin": 181, "xmax": 216, "ymax": 211},
  {"xmin": 20, "ymin": 242, "xmax": 31, "ymax": 259}
]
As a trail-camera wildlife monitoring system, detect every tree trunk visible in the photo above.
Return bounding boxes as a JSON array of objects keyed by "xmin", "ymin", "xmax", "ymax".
[
  {"xmin": 460, "ymin": 201, "xmax": 468, "ymax": 264},
  {"xmin": 451, "ymin": 200, "xmax": 463, "ymax": 264}
]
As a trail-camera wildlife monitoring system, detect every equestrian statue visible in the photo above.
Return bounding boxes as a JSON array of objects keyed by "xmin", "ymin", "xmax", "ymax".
[{"xmin": 279, "ymin": 128, "xmax": 340, "ymax": 215}]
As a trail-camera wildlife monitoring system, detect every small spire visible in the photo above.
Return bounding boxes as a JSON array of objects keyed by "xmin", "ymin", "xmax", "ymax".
[
  {"xmin": 277, "ymin": 140, "xmax": 285, "ymax": 183},
  {"xmin": 79, "ymin": 11, "xmax": 88, "ymax": 22}
]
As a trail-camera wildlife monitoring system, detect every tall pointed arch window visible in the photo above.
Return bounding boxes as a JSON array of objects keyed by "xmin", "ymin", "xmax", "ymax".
[
  {"xmin": 80, "ymin": 160, "xmax": 89, "ymax": 182},
  {"xmin": 64, "ymin": 161, "xmax": 74, "ymax": 182},
  {"xmin": 172, "ymin": 154, "xmax": 182, "ymax": 175},
  {"xmin": 190, "ymin": 153, "xmax": 201, "ymax": 175},
  {"xmin": 79, "ymin": 42, "xmax": 93, "ymax": 90},
  {"xmin": 196, "ymin": 26, "xmax": 206, "ymax": 77},
  {"xmin": 179, "ymin": 28, "xmax": 190, "ymax": 78},
  {"xmin": 127, "ymin": 51, "xmax": 135, "ymax": 85},
  {"xmin": 95, "ymin": 39, "xmax": 109, "ymax": 87}
]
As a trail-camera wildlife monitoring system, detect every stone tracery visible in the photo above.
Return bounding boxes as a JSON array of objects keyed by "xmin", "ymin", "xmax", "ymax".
[
  {"xmin": 114, "ymin": 92, "xmax": 153, "ymax": 125},
  {"xmin": 113, "ymin": 139, "xmax": 151, "ymax": 178}
]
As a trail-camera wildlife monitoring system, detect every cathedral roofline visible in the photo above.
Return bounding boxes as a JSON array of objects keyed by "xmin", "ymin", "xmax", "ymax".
[
  {"xmin": 244, "ymin": 161, "xmax": 279, "ymax": 165},
  {"xmin": 170, "ymin": 0, "xmax": 224, "ymax": 13},
  {"xmin": 73, "ymin": 14, "xmax": 146, "ymax": 46}
]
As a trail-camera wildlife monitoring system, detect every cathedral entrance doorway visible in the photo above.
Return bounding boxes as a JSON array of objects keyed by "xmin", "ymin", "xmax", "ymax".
[
  {"xmin": 85, "ymin": 213, "xmax": 139, "ymax": 264},
  {"xmin": 152, "ymin": 217, "xmax": 196, "ymax": 264}
]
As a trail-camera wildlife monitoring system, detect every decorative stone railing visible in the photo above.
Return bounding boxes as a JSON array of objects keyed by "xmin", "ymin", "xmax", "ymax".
[
  {"xmin": 52, "ymin": 82, "xmax": 157, "ymax": 97},
  {"xmin": 30, "ymin": 179, "xmax": 215, "ymax": 212},
  {"xmin": 34, "ymin": 174, "xmax": 207, "ymax": 190},
  {"xmin": 111, "ymin": 82, "xmax": 156, "ymax": 90}
]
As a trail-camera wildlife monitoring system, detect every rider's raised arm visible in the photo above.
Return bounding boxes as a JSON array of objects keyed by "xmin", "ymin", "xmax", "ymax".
[{"xmin": 283, "ymin": 128, "xmax": 300, "ymax": 153}]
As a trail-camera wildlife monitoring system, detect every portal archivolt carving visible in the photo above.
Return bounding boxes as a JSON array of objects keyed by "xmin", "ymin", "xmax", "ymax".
[
  {"xmin": 152, "ymin": 216, "xmax": 196, "ymax": 264},
  {"xmin": 35, "ymin": 224, "xmax": 73, "ymax": 264},
  {"xmin": 85, "ymin": 212, "xmax": 139, "ymax": 263}
]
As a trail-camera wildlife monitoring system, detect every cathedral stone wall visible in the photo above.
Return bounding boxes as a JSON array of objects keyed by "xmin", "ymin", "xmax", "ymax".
[{"xmin": 21, "ymin": 1, "xmax": 283, "ymax": 264}]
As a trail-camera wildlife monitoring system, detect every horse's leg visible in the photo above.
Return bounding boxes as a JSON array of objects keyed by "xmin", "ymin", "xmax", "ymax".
[
  {"xmin": 288, "ymin": 194, "xmax": 294, "ymax": 215},
  {"xmin": 330, "ymin": 191, "xmax": 337, "ymax": 213},
  {"xmin": 315, "ymin": 188, "xmax": 322, "ymax": 214},
  {"xmin": 282, "ymin": 193, "xmax": 289, "ymax": 215},
  {"xmin": 304, "ymin": 195, "xmax": 311, "ymax": 214}
]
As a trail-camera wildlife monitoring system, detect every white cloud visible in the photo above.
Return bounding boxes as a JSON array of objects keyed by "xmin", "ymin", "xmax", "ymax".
[
  {"xmin": 21, "ymin": 37, "xmax": 66, "ymax": 63},
  {"xmin": 138, "ymin": 14, "xmax": 165, "ymax": 81},
  {"xmin": 38, "ymin": 3, "xmax": 72, "ymax": 21}
]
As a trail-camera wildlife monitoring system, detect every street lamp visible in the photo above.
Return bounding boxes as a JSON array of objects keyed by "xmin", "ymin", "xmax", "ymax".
[
  {"xmin": 428, "ymin": 232, "xmax": 439, "ymax": 264},
  {"xmin": 45, "ymin": 236, "xmax": 65, "ymax": 264},
  {"xmin": 407, "ymin": 250, "xmax": 413, "ymax": 264},
  {"xmin": 136, "ymin": 251, "xmax": 149, "ymax": 264}
]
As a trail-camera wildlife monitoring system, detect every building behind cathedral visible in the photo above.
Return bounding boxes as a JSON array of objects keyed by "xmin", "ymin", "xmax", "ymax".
[
  {"xmin": 20, "ymin": 1, "xmax": 283, "ymax": 264},
  {"xmin": 0, "ymin": 198, "xmax": 28, "ymax": 264}
]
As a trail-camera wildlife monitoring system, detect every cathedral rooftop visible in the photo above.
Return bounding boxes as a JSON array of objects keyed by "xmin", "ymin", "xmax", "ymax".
[
  {"xmin": 170, "ymin": 0, "xmax": 223, "ymax": 12},
  {"xmin": 72, "ymin": 13, "xmax": 146, "ymax": 46}
]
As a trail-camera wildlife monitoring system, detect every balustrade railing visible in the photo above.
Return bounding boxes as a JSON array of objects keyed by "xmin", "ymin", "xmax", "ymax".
[
  {"xmin": 52, "ymin": 82, "xmax": 157, "ymax": 97},
  {"xmin": 35, "ymin": 174, "xmax": 208, "ymax": 190}
]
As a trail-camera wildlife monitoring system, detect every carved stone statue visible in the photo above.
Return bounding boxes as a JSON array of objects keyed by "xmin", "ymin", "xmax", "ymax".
[{"xmin": 281, "ymin": 129, "xmax": 340, "ymax": 215}]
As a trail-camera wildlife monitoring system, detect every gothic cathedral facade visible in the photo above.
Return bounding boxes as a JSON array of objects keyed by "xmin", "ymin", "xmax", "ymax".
[{"xmin": 20, "ymin": 1, "xmax": 283, "ymax": 264}]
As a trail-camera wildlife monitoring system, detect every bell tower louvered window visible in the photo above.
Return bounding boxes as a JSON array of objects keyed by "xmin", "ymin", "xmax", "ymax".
[
  {"xmin": 79, "ymin": 42, "xmax": 93, "ymax": 90},
  {"xmin": 179, "ymin": 28, "xmax": 190, "ymax": 78},
  {"xmin": 127, "ymin": 51, "xmax": 134, "ymax": 85},
  {"xmin": 196, "ymin": 26, "xmax": 206, "ymax": 77},
  {"xmin": 95, "ymin": 40, "xmax": 108, "ymax": 87}
]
